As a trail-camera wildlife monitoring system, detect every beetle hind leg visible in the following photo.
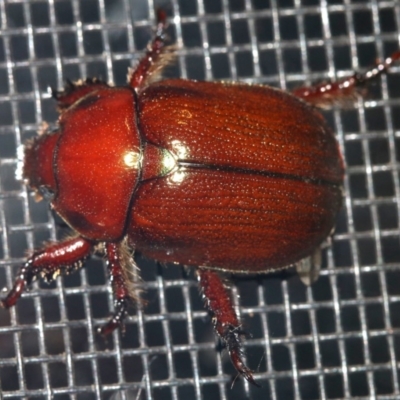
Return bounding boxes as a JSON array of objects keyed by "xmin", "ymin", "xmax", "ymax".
[
  {"xmin": 2, "ymin": 236, "xmax": 93, "ymax": 308},
  {"xmin": 293, "ymin": 50, "xmax": 400, "ymax": 107},
  {"xmin": 198, "ymin": 268, "xmax": 260, "ymax": 387}
]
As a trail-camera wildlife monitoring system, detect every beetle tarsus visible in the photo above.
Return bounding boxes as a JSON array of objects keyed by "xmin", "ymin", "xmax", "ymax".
[
  {"xmin": 98, "ymin": 297, "xmax": 129, "ymax": 336},
  {"xmin": 224, "ymin": 325, "xmax": 261, "ymax": 387},
  {"xmin": 128, "ymin": 8, "xmax": 171, "ymax": 91},
  {"xmin": 155, "ymin": 8, "xmax": 167, "ymax": 32},
  {"xmin": 293, "ymin": 50, "xmax": 400, "ymax": 106},
  {"xmin": 198, "ymin": 268, "xmax": 259, "ymax": 386},
  {"xmin": 100, "ymin": 243, "xmax": 132, "ymax": 335},
  {"xmin": 1, "ymin": 261, "xmax": 33, "ymax": 308},
  {"xmin": 2, "ymin": 237, "xmax": 92, "ymax": 307}
]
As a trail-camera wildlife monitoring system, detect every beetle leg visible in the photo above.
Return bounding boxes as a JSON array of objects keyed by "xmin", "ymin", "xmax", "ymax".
[
  {"xmin": 198, "ymin": 268, "xmax": 259, "ymax": 387},
  {"xmin": 52, "ymin": 77, "xmax": 110, "ymax": 111},
  {"xmin": 1, "ymin": 236, "xmax": 93, "ymax": 308},
  {"xmin": 98, "ymin": 242, "xmax": 132, "ymax": 336},
  {"xmin": 129, "ymin": 9, "xmax": 175, "ymax": 92},
  {"xmin": 293, "ymin": 50, "xmax": 400, "ymax": 107}
]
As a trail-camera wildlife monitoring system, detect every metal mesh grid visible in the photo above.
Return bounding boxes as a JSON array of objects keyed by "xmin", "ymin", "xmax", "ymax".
[{"xmin": 0, "ymin": 0, "xmax": 400, "ymax": 399}]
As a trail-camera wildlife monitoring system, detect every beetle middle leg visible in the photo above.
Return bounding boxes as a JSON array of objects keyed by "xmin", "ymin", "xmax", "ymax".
[
  {"xmin": 198, "ymin": 268, "xmax": 259, "ymax": 387},
  {"xmin": 1, "ymin": 236, "xmax": 93, "ymax": 308},
  {"xmin": 292, "ymin": 50, "xmax": 400, "ymax": 106},
  {"xmin": 98, "ymin": 242, "xmax": 135, "ymax": 336}
]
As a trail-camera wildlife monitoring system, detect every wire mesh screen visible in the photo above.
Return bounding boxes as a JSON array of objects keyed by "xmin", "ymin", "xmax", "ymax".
[{"xmin": 0, "ymin": 0, "xmax": 400, "ymax": 399}]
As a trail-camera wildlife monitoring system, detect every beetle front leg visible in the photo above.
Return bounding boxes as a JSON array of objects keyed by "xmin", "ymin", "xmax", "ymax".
[
  {"xmin": 129, "ymin": 9, "xmax": 174, "ymax": 92},
  {"xmin": 98, "ymin": 242, "xmax": 132, "ymax": 336},
  {"xmin": 2, "ymin": 236, "xmax": 93, "ymax": 308},
  {"xmin": 198, "ymin": 268, "xmax": 259, "ymax": 387},
  {"xmin": 293, "ymin": 50, "xmax": 400, "ymax": 106}
]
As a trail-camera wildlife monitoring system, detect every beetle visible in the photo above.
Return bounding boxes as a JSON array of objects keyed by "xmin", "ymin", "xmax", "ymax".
[{"xmin": 2, "ymin": 9, "xmax": 400, "ymax": 386}]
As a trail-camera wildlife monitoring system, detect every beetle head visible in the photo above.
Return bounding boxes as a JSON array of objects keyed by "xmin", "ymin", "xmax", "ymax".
[{"xmin": 22, "ymin": 131, "xmax": 59, "ymax": 201}]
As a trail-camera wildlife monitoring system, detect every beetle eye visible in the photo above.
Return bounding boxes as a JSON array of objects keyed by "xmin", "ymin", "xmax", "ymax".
[{"xmin": 38, "ymin": 185, "xmax": 55, "ymax": 201}]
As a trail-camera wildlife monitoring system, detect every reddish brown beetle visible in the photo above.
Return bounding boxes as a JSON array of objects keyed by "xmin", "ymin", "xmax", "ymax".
[{"xmin": 2, "ymin": 10, "xmax": 400, "ymax": 386}]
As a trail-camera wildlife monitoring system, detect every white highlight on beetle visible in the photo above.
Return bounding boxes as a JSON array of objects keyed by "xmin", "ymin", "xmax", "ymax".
[
  {"xmin": 161, "ymin": 150, "xmax": 176, "ymax": 172},
  {"xmin": 123, "ymin": 151, "xmax": 141, "ymax": 169},
  {"xmin": 169, "ymin": 170, "xmax": 186, "ymax": 184},
  {"xmin": 171, "ymin": 140, "xmax": 188, "ymax": 159},
  {"xmin": 167, "ymin": 140, "xmax": 189, "ymax": 185}
]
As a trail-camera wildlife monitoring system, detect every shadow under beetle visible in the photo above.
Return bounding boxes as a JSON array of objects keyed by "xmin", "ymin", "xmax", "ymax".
[{"xmin": 2, "ymin": 9, "xmax": 400, "ymax": 386}]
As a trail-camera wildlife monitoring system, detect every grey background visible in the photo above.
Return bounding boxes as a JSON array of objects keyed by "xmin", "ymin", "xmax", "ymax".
[{"xmin": 0, "ymin": 0, "xmax": 400, "ymax": 399}]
